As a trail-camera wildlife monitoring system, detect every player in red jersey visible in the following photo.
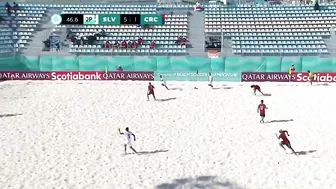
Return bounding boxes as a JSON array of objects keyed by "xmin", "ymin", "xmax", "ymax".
[
  {"xmin": 277, "ymin": 129, "xmax": 296, "ymax": 155},
  {"xmin": 251, "ymin": 85, "xmax": 265, "ymax": 96},
  {"xmin": 147, "ymin": 82, "xmax": 157, "ymax": 101},
  {"xmin": 257, "ymin": 100, "xmax": 267, "ymax": 123}
]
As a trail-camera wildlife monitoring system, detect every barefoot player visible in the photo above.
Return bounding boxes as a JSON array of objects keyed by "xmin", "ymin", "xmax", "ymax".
[
  {"xmin": 160, "ymin": 75, "xmax": 169, "ymax": 90},
  {"xmin": 147, "ymin": 82, "xmax": 157, "ymax": 101},
  {"xmin": 208, "ymin": 72, "xmax": 213, "ymax": 88},
  {"xmin": 119, "ymin": 127, "xmax": 138, "ymax": 155},
  {"xmin": 251, "ymin": 85, "xmax": 265, "ymax": 96},
  {"xmin": 278, "ymin": 129, "xmax": 296, "ymax": 155},
  {"xmin": 257, "ymin": 100, "xmax": 267, "ymax": 123}
]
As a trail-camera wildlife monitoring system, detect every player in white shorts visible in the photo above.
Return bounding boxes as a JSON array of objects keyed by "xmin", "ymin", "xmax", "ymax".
[
  {"xmin": 160, "ymin": 74, "xmax": 169, "ymax": 90},
  {"xmin": 118, "ymin": 127, "xmax": 138, "ymax": 154},
  {"xmin": 208, "ymin": 72, "xmax": 213, "ymax": 88}
]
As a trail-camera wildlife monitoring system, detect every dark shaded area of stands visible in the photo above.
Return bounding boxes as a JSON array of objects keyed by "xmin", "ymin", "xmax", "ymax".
[{"xmin": 1, "ymin": 2, "xmax": 19, "ymax": 56}]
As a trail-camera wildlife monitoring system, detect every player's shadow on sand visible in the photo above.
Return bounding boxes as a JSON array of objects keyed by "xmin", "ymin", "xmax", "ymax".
[
  {"xmin": 156, "ymin": 176, "xmax": 245, "ymax": 189},
  {"xmin": 138, "ymin": 150, "xmax": 168, "ymax": 155},
  {"xmin": 169, "ymin": 88, "xmax": 183, "ymax": 91},
  {"xmin": 296, "ymin": 150, "xmax": 317, "ymax": 155},
  {"xmin": 213, "ymin": 87, "xmax": 233, "ymax": 90},
  {"xmin": 0, "ymin": 113, "xmax": 22, "ymax": 118},
  {"xmin": 157, "ymin": 98, "xmax": 177, "ymax": 102},
  {"xmin": 267, "ymin": 119, "xmax": 293, "ymax": 123}
]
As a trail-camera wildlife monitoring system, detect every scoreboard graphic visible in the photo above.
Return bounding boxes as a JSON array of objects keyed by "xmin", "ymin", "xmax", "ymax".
[{"xmin": 51, "ymin": 14, "xmax": 166, "ymax": 25}]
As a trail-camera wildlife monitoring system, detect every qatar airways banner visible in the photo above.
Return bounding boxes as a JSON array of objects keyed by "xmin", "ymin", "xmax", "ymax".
[
  {"xmin": 0, "ymin": 71, "xmax": 51, "ymax": 80},
  {"xmin": 296, "ymin": 72, "xmax": 336, "ymax": 82},
  {"xmin": 241, "ymin": 72, "xmax": 295, "ymax": 82},
  {"xmin": 0, "ymin": 71, "xmax": 154, "ymax": 81}
]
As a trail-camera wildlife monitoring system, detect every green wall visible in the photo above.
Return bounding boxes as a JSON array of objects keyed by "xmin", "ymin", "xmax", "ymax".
[{"xmin": 1, "ymin": 56, "xmax": 336, "ymax": 72}]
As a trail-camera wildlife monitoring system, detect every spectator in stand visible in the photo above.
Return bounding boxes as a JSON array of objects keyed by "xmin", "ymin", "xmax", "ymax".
[
  {"xmin": 43, "ymin": 38, "xmax": 50, "ymax": 50},
  {"xmin": 56, "ymin": 42, "xmax": 60, "ymax": 52},
  {"xmin": 137, "ymin": 37, "xmax": 143, "ymax": 45},
  {"xmin": 150, "ymin": 40, "xmax": 155, "ymax": 49},
  {"xmin": 131, "ymin": 41, "xmax": 137, "ymax": 49},
  {"xmin": 80, "ymin": 37, "xmax": 84, "ymax": 46},
  {"xmin": 181, "ymin": 36, "xmax": 189, "ymax": 46},
  {"xmin": 70, "ymin": 35, "xmax": 76, "ymax": 43},
  {"xmin": 175, "ymin": 36, "xmax": 182, "ymax": 44},
  {"xmin": 5, "ymin": 2, "xmax": 11, "ymax": 16},
  {"xmin": 113, "ymin": 41, "xmax": 119, "ymax": 48},
  {"xmin": 5, "ymin": 2, "xmax": 10, "ymax": 9},
  {"xmin": 117, "ymin": 65, "xmax": 123, "ymax": 71},
  {"xmin": 13, "ymin": 2, "xmax": 19, "ymax": 12},
  {"xmin": 175, "ymin": 36, "xmax": 189, "ymax": 45},
  {"xmin": 105, "ymin": 40, "xmax": 110, "ymax": 48},
  {"xmin": 121, "ymin": 40, "xmax": 127, "ymax": 48},
  {"xmin": 127, "ymin": 40, "xmax": 132, "ymax": 48}
]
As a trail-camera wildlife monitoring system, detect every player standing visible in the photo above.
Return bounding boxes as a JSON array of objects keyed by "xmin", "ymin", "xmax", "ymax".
[
  {"xmin": 288, "ymin": 64, "xmax": 295, "ymax": 81},
  {"xmin": 277, "ymin": 129, "xmax": 296, "ymax": 155},
  {"xmin": 308, "ymin": 70, "xmax": 314, "ymax": 85},
  {"xmin": 251, "ymin": 85, "xmax": 265, "ymax": 96},
  {"xmin": 160, "ymin": 75, "xmax": 169, "ymax": 90},
  {"xmin": 147, "ymin": 82, "xmax": 157, "ymax": 101},
  {"xmin": 208, "ymin": 72, "xmax": 213, "ymax": 88},
  {"xmin": 118, "ymin": 127, "xmax": 138, "ymax": 155},
  {"xmin": 257, "ymin": 100, "xmax": 267, "ymax": 123}
]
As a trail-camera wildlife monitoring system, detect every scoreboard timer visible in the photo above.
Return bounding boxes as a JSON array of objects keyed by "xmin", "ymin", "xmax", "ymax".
[{"xmin": 51, "ymin": 14, "xmax": 165, "ymax": 25}]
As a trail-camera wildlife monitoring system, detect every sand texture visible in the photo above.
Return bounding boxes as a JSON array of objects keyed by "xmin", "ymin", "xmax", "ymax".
[{"xmin": 0, "ymin": 81, "xmax": 335, "ymax": 189}]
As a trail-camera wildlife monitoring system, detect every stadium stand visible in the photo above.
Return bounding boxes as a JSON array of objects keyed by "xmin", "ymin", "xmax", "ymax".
[
  {"xmin": 0, "ymin": 3, "xmax": 47, "ymax": 56},
  {"xmin": 204, "ymin": 4, "xmax": 335, "ymax": 56},
  {"xmin": 3, "ymin": 2, "xmax": 336, "ymax": 57}
]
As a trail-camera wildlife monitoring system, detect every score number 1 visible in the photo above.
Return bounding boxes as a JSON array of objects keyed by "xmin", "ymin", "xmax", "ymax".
[{"xmin": 83, "ymin": 15, "xmax": 98, "ymax": 25}]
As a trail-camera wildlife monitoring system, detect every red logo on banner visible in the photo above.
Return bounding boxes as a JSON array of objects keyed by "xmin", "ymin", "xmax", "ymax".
[{"xmin": 296, "ymin": 72, "xmax": 336, "ymax": 82}]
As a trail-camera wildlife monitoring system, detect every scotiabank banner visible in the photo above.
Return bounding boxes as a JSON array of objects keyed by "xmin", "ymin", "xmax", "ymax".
[
  {"xmin": 296, "ymin": 72, "xmax": 336, "ymax": 82},
  {"xmin": 241, "ymin": 72, "xmax": 294, "ymax": 82},
  {"xmin": 0, "ymin": 71, "xmax": 154, "ymax": 81}
]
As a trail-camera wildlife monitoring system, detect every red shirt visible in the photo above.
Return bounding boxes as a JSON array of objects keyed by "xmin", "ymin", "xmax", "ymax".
[
  {"xmin": 252, "ymin": 85, "xmax": 260, "ymax": 90},
  {"xmin": 258, "ymin": 104, "xmax": 266, "ymax": 113},
  {"xmin": 279, "ymin": 131, "xmax": 289, "ymax": 142},
  {"xmin": 148, "ymin": 85, "xmax": 154, "ymax": 92}
]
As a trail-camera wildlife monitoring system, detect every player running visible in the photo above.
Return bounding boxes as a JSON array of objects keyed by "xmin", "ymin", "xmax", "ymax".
[
  {"xmin": 118, "ymin": 127, "xmax": 138, "ymax": 155},
  {"xmin": 208, "ymin": 72, "xmax": 213, "ymax": 88},
  {"xmin": 160, "ymin": 75, "xmax": 169, "ymax": 90},
  {"xmin": 251, "ymin": 85, "xmax": 265, "ymax": 96},
  {"xmin": 277, "ymin": 129, "xmax": 296, "ymax": 155},
  {"xmin": 257, "ymin": 100, "xmax": 267, "ymax": 123},
  {"xmin": 147, "ymin": 82, "xmax": 157, "ymax": 101}
]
